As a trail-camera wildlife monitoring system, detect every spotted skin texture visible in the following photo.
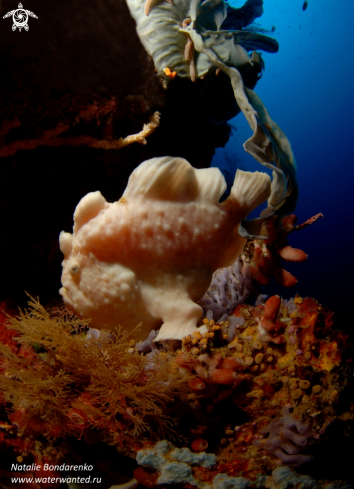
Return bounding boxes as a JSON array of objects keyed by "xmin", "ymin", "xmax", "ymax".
[{"xmin": 60, "ymin": 156, "xmax": 271, "ymax": 341}]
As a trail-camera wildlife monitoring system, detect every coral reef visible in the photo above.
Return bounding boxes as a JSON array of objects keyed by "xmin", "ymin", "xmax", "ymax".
[
  {"xmin": 0, "ymin": 291, "xmax": 352, "ymax": 487},
  {"xmin": 1, "ymin": 0, "xmax": 350, "ymax": 488},
  {"xmin": 247, "ymin": 214, "xmax": 323, "ymax": 288},
  {"xmin": 169, "ymin": 294, "xmax": 351, "ymax": 482},
  {"xmin": 0, "ymin": 297, "xmax": 194, "ymax": 442},
  {"xmin": 253, "ymin": 406, "xmax": 314, "ymax": 466},
  {"xmin": 60, "ymin": 156, "xmax": 272, "ymax": 341},
  {"xmin": 133, "ymin": 440, "xmax": 350, "ymax": 489},
  {"xmin": 198, "ymin": 213, "xmax": 322, "ymax": 321}
]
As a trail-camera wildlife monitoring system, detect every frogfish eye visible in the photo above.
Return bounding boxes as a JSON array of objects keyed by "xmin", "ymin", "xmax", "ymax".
[{"xmin": 70, "ymin": 263, "xmax": 80, "ymax": 275}]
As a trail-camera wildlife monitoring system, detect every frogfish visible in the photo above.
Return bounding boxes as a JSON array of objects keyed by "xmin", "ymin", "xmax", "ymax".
[{"xmin": 59, "ymin": 156, "xmax": 272, "ymax": 342}]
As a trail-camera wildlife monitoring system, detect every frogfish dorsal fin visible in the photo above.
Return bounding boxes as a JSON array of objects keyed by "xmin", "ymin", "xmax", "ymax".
[{"xmin": 123, "ymin": 156, "xmax": 226, "ymax": 203}]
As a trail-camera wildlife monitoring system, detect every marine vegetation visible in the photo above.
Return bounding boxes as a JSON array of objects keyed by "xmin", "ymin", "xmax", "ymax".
[
  {"xmin": 0, "ymin": 297, "xmax": 195, "ymax": 441},
  {"xmin": 0, "ymin": 291, "xmax": 352, "ymax": 487}
]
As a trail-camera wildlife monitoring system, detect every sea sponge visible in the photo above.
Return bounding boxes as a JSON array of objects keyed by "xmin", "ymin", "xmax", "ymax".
[
  {"xmin": 126, "ymin": 0, "xmax": 298, "ymax": 218},
  {"xmin": 126, "ymin": 0, "xmax": 278, "ymax": 82},
  {"xmin": 135, "ymin": 440, "xmax": 218, "ymax": 487},
  {"xmin": 60, "ymin": 156, "xmax": 272, "ymax": 342},
  {"xmin": 253, "ymin": 406, "xmax": 314, "ymax": 466},
  {"xmin": 257, "ymin": 295, "xmax": 285, "ymax": 344},
  {"xmin": 197, "ymin": 258, "xmax": 261, "ymax": 321},
  {"xmin": 134, "ymin": 441, "xmax": 345, "ymax": 489},
  {"xmin": 199, "ymin": 212, "xmax": 322, "ymax": 322}
]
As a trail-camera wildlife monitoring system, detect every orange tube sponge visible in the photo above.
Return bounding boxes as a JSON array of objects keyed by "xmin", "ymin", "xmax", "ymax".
[
  {"xmin": 259, "ymin": 295, "xmax": 285, "ymax": 344},
  {"xmin": 175, "ymin": 352, "xmax": 197, "ymax": 371},
  {"xmin": 261, "ymin": 295, "xmax": 281, "ymax": 331},
  {"xmin": 220, "ymin": 357, "xmax": 243, "ymax": 371},
  {"xmin": 189, "ymin": 378, "xmax": 206, "ymax": 391},
  {"xmin": 277, "ymin": 246, "xmax": 308, "ymax": 262},
  {"xmin": 209, "ymin": 368, "xmax": 238, "ymax": 385},
  {"xmin": 273, "ymin": 268, "xmax": 298, "ymax": 287},
  {"xmin": 191, "ymin": 438, "xmax": 209, "ymax": 452},
  {"xmin": 264, "ymin": 295, "xmax": 281, "ymax": 322}
]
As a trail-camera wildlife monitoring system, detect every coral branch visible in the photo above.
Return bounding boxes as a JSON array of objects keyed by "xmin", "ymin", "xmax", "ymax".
[
  {"xmin": 0, "ymin": 111, "xmax": 160, "ymax": 158},
  {"xmin": 295, "ymin": 213, "xmax": 324, "ymax": 231}
]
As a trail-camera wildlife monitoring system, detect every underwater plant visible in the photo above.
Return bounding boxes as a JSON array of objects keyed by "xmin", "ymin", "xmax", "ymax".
[{"xmin": 0, "ymin": 297, "xmax": 195, "ymax": 441}]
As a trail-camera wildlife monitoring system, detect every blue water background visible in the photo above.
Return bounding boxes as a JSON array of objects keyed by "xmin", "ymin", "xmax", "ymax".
[{"xmin": 212, "ymin": 0, "xmax": 354, "ymax": 323}]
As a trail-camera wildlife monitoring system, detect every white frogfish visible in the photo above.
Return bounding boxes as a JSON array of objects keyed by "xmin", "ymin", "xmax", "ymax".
[{"xmin": 60, "ymin": 156, "xmax": 271, "ymax": 342}]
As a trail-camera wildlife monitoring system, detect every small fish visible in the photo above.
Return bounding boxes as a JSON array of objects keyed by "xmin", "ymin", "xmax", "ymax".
[
  {"xmin": 271, "ymin": 25, "xmax": 276, "ymax": 32},
  {"xmin": 302, "ymin": 0, "xmax": 308, "ymax": 11}
]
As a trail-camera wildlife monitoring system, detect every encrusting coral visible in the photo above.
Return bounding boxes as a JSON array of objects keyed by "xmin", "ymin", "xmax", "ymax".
[
  {"xmin": 0, "ymin": 292, "xmax": 352, "ymax": 488},
  {"xmin": 132, "ymin": 440, "xmax": 350, "ymax": 489},
  {"xmin": 168, "ymin": 294, "xmax": 350, "ymax": 479}
]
